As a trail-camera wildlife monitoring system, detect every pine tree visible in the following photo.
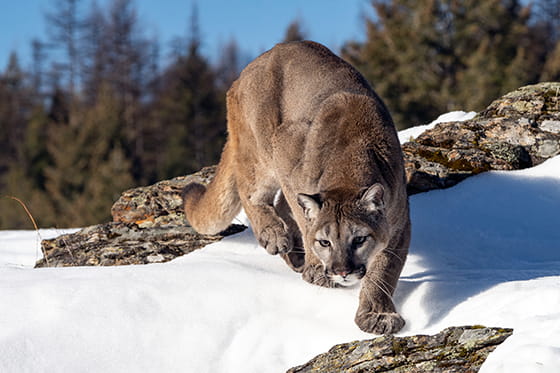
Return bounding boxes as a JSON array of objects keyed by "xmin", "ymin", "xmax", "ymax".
[
  {"xmin": 0, "ymin": 53, "xmax": 29, "ymax": 175},
  {"xmin": 153, "ymin": 44, "xmax": 226, "ymax": 178},
  {"xmin": 343, "ymin": 0, "xmax": 450, "ymax": 128},
  {"xmin": 283, "ymin": 19, "xmax": 307, "ymax": 42},
  {"xmin": 216, "ymin": 38, "xmax": 244, "ymax": 91},
  {"xmin": 45, "ymin": 0, "xmax": 83, "ymax": 96},
  {"xmin": 343, "ymin": 0, "xmax": 545, "ymax": 128},
  {"xmin": 535, "ymin": 0, "xmax": 560, "ymax": 42},
  {"xmin": 0, "ymin": 62, "xmax": 55, "ymax": 228},
  {"xmin": 81, "ymin": 1, "xmax": 107, "ymax": 104},
  {"xmin": 30, "ymin": 39, "xmax": 47, "ymax": 95},
  {"xmin": 43, "ymin": 85, "xmax": 133, "ymax": 227},
  {"xmin": 151, "ymin": 9, "xmax": 226, "ymax": 179},
  {"xmin": 0, "ymin": 110, "xmax": 55, "ymax": 228},
  {"xmin": 535, "ymin": 0, "xmax": 560, "ymax": 81},
  {"xmin": 0, "ymin": 168, "xmax": 55, "ymax": 229},
  {"xmin": 1, "ymin": 0, "xmax": 161, "ymax": 228},
  {"xmin": 541, "ymin": 41, "xmax": 560, "ymax": 81},
  {"xmin": 456, "ymin": 1, "xmax": 545, "ymax": 109}
]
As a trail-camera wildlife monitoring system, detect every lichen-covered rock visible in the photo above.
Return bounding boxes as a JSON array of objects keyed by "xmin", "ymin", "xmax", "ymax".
[
  {"xmin": 404, "ymin": 82, "xmax": 560, "ymax": 194},
  {"xmin": 36, "ymin": 222, "xmax": 245, "ymax": 267},
  {"xmin": 36, "ymin": 165, "xmax": 247, "ymax": 268},
  {"xmin": 287, "ymin": 326, "xmax": 513, "ymax": 373},
  {"xmin": 111, "ymin": 166, "xmax": 217, "ymax": 227}
]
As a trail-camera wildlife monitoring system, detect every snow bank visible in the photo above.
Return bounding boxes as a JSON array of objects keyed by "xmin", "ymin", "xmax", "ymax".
[
  {"xmin": 0, "ymin": 229, "xmax": 78, "ymax": 268},
  {"xmin": 402, "ymin": 156, "xmax": 560, "ymax": 373},
  {"xmin": 0, "ymin": 230, "xmax": 369, "ymax": 372},
  {"xmin": 398, "ymin": 110, "xmax": 476, "ymax": 144},
  {"xmin": 0, "ymin": 129, "xmax": 558, "ymax": 373}
]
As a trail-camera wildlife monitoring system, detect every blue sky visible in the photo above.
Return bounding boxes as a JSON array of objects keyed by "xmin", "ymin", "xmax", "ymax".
[{"xmin": 0, "ymin": 0, "xmax": 372, "ymax": 69}]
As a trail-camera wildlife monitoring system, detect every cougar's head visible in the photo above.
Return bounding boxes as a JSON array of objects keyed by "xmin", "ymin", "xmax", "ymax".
[{"xmin": 297, "ymin": 184, "xmax": 390, "ymax": 286}]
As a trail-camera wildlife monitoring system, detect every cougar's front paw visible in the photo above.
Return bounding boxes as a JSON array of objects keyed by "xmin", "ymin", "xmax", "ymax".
[
  {"xmin": 258, "ymin": 224, "xmax": 290, "ymax": 255},
  {"xmin": 302, "ymin": 264, "xmax": 337, "ymax": 288},
  {"xmin": 355, "ymin": 309, "xmax": 405, "ymax": 334}
]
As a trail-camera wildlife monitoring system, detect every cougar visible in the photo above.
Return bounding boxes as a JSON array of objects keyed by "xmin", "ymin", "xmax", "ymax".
[{"xmin": 182, "ymin": 41, "xmax": 410, "ymax": 334}]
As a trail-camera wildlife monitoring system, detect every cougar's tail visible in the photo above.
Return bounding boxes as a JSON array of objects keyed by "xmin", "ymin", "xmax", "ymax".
[
  {"xmin": 182, "ymin": 140, "xmax": 241, "ymax": 235},
  {"xmin": 183, "ymin": 84, "xmax": 244, "ymax": 235}
]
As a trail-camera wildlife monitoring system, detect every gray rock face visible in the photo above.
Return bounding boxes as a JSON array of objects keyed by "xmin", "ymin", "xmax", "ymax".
[
  {"xmin": 36, "ymin": 222, "xmax": 245, "ymax": 267},
  {"xmin": 287, "ymin": 326, "xmax": 513, "ymax": 373},
  {"xmin": 404, "ymin": 82, "xmax": 560, "ymax": 194},
  {"xmin": 111, "ymin": 166, "xmax": 217, "ymax": 227}
]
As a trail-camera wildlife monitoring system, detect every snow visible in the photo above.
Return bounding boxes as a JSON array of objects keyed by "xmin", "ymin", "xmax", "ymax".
[
  {"xmin": 1, "ymin": 122, "xmax": 559, "ymax": 372},
  {"xmin": 0, "ymin": 229, "xmax": 78, "ymax": 267},
  {"xmin": 398, "ymin": 110, "xmax": 476, "ymax": 143}
]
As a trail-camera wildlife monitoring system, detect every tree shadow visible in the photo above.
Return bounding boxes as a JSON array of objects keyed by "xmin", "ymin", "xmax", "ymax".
[{"xmin": 394, "ymin": 169, "xmax": 560, "ymax": 328}]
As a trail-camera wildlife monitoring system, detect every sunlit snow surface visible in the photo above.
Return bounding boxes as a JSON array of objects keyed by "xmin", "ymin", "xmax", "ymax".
[
  {"xmin": 397, "ymin": 110, "xmax": 476, "ymax": 143},
  {"xmin": 1, "ymin": 120, "xmax": 559, "ymax": 372}
]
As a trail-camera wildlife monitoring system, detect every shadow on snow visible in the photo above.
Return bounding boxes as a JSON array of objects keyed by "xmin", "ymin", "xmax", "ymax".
[{"xmin": 396, "ymin": 169, "xmax": 560, "ymax": 327}]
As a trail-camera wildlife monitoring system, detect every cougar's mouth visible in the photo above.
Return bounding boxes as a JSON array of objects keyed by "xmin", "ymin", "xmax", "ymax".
[{"xmin": 326, "ymin": 265, "xmax": 366, "ymax": 287}]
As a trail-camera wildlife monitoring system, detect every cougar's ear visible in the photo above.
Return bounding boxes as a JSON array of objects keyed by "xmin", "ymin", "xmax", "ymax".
[
  {"xmin": 359, "ymin": 183, "xmax": 385, "ymax": 212},
  {"xmin": 297, "ymin": 193, "xmax": 322, "ymax": 220}
]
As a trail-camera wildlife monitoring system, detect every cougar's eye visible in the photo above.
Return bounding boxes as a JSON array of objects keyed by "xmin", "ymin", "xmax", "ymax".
[
  {"xmin": 318, "ymin": 239, "xmax": 331, "ymax": 247},
  {"xmin": 352, "ymin": 236, "xmax": 368, "ymax": 247}
]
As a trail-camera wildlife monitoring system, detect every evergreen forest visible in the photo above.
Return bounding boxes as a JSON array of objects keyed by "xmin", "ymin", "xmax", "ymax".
[{"xmin": 1, "ymin": 0, "xmax": 559, "ymax": 229}]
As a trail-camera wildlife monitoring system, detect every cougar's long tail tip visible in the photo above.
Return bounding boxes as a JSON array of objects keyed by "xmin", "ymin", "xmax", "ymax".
[
  {"xmin": 182, "ymin": 182, "xmax": 206, "ymax": 204},
  {"xmin": 182, "ymin": 182, "xmax": 208, "ymax": 232}
]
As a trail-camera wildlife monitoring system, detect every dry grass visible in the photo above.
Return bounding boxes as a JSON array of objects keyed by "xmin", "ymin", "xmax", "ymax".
[{"xmin": 1, "ymin": 195, "xmax": 50, "ymax": 266}]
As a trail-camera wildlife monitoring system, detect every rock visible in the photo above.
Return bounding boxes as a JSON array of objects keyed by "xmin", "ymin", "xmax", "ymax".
[
  {"xmin": 404, "ymin": 82, "xmax": 560, "ymax": 194},
  {"xmin": 111, "ymin": 166, "xmax": 217, "ymax": 227},
  {"xmin": 37, "ymin": 165, "xmax": 247, "ymax": 268},
  {"xmin": 36, "ymin": 222, "xmax": 245, "ymax": 267},
  {"xmin": 287, "ymin": 326, "xmax": 513, "ymax": 373}
]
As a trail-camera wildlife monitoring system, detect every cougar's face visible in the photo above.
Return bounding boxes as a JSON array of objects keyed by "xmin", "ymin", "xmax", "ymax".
[
  {"xmin": 311, "ymin": 220, "xmax": 378, "ymax": 286},
  {"xmin": 297, "ymin": 184, "xmax": 390, "ymax": 287}
]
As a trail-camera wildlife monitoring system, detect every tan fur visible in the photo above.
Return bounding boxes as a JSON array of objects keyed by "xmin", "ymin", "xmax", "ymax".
[{"xmin": 182, "ymin": 41, "xmax": 410, "ymax": 334}]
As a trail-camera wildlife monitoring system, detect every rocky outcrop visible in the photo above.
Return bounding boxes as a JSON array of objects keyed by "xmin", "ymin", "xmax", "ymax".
[
  {"xmin": 404, "ymin": 82, "xmax": 560, "ymax": 194},
  {"xmin": 36, "ymin": 166, "xmax": 246, "ymax": 268},
  {"xmin": 36, "ymin": 222, "xmax": 245, "ymax": 267},
  {"xmin": 287, "ymin": 326, "xmax": 513, "ymax": 373},
  {"xmin": 111, "ymin": 166, "xmax": 217, "ymax": 227},
  {"xmin": 36, "ymin": 83, "xmax": 560, "ymax": 268}
]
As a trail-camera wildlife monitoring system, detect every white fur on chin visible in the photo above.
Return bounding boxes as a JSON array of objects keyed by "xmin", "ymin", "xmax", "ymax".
[{"xmin": 331, "ymin": 274, "xmax": 362, "ymax": 287}]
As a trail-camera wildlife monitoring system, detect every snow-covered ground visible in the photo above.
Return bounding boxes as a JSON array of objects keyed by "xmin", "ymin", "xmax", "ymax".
[{"xmin": 1, "ymin": 116, "xmax": 559, "ymax": 372}]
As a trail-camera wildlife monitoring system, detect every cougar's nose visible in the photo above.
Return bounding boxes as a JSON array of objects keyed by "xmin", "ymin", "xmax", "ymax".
[{"xmin": 335, "ymin": 270, "xmax": 349, "ymax": 278}]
